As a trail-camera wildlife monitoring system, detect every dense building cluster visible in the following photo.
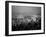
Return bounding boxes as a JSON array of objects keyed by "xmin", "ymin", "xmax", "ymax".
[{"xmin": 12, "ymin": 15, "xmax": 41, "ymax": 31}]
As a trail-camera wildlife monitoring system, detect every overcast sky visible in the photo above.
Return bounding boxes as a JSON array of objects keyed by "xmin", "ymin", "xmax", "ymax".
[{"xmin": 12, "ymin": 6, "xmax": 41, "ymax": 18}]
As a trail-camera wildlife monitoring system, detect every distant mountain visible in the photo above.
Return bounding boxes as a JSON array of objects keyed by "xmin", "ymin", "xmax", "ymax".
[{"xmin": 12, "ymin": 15, "xmax": 41, "ymax": 26}]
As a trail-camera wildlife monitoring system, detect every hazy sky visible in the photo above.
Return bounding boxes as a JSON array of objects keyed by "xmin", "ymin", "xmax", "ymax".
[{"xmin": 12, "ymin": 6, "xmax": 41, "ymax": 18}]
